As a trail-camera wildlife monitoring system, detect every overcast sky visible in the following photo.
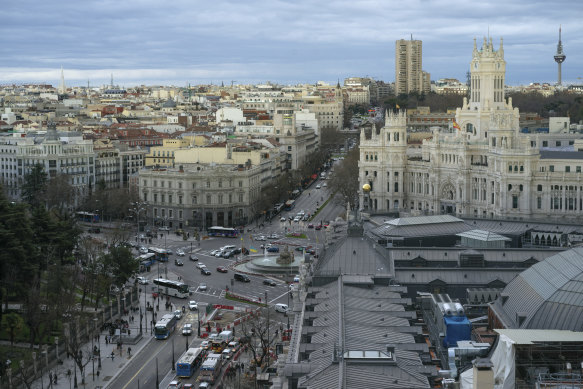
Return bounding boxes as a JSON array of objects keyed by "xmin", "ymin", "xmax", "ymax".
[{"xmin": 1, "ymin": 0, "xmax": 581, "ymax": 87}]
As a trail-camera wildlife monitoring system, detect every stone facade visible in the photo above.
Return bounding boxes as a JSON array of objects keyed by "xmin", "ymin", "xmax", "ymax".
[{"xmin": 360, "ymin": 37, "xmax": 583, "ymax": 221}]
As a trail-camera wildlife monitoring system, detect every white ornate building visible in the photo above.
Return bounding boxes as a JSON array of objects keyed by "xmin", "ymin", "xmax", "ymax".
[{"xmin": 359, "ymin": 37, "xmax": 583, "ymax": 221}]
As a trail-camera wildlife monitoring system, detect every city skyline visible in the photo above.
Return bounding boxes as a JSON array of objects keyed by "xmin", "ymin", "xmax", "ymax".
[{"xmin": 1, "ymin": 0, "xmax": 581, "ymax": 87}]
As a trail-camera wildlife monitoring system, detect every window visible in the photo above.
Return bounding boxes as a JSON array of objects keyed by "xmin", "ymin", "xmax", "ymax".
[
  {"xmin": 143, "ymin": 180, "xmax": 147, "ymax": 186},
  {"xmin": 161, "ymin": 195, "xmax": 165, "ymax": 203},
  {"xmin": 512, "ymin": 196, "xmax": 518, "ymax": 209},
  {"xmin": 192, "ymin": 182, "xmax": 197, "ymax": 189},
  {"xmin": 178, "ymin": 182, "xmax": 182, "ymax": 189},
  {"xmin": 218, "ymin": 180, "xmax": 222, "ymax": 188},
  {"xmin": 169, "ymin": 210, "xmax": 173, "ymax": 218},
  {"xmin": 288, "ymin": 146, "xmax": 292, "ymax": 151},
  {"xmin": 161, "ymin": 181, "xmax": 165, "ymax": 188},
  {"xmin": 192, "ymin": 196, "xmax": 197, "ymax": 204},
  {"xmin": 178, "ymin": 210, "xmax": 182, "ymax": 219},
  {"xmin": 229, "ymin": 194, "xmax": 232, "ymax": 203},
  {"xmin": 168, "ymin": 195, "xmax": 173, "ymax": 204},
  {"xmin": 154, "ymin": 194, "xmax": 158, "ymax": 202},
  {"xmin": 394, "ymin": 182, "xmax": 399, "ymax": 193},
  {"xmin": 178, "ymin": 196, "xmax": 182, "ymax": 205},
  {"xmin": 578, "ymin": 166, "xmax": 582, "ymax": 173},
  {"xmin": 566, "ymin": 166, "xmax": 571, "ymax": 173},
  {"xmin": 549, "ymin": 165, "xmax": 554, "ymax": 172},
  {"xmin": 154, "ymin": 180, "xmax": 157, "ymax": 187},
  {"xmin": 537, "ymin": 197, "xmax": 542, "ymax": 209},
  {"xmin": 143, "ymin": 193, "xmax": 148, "ymax": 202},
  {"xmin": 206, "ymin": 195, "xmax": 211, "ymax": 204},
  {"xmin": 239, "ymin": 194, "xmax": 243, "ymax": 202},
  {"xmin": 206, "ymin": 181, "xmax": 210, "ymax": 188},
  {"xmin": 239, "ymin": 181, "xmax": 242, "ymax": 187},
  {"xmin": 537, "ymin": 185, "xmax": 542, "ymax": 191}
]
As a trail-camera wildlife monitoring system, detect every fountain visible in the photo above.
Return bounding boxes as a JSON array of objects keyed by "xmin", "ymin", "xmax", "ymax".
[{"xmin": 234, "ymin": 245, "xmax": 301, "ymax": 274}]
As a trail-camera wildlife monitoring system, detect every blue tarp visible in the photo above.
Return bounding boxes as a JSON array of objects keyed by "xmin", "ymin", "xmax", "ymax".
[{"xmin": 443, "ymin": 315, "xmax": 471, "ymax": 348}]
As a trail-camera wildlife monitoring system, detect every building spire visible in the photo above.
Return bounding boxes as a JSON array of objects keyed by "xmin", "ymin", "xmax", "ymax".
[{"xmin": 58, "ymin": 66, "xmax": 66, "ymax": 94}]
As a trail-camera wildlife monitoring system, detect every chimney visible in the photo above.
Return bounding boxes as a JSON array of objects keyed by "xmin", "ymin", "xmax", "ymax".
[{"xmin": 472, "ymin": 357, "xmax": 494, "ymax": 389}]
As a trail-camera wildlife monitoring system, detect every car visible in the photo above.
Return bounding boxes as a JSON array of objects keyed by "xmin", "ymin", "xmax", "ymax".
[
  {"xmin": 294, "ymin": 275, "xmax": 300, "ymax": 282},
  {"xmin": 306, "ymin": 248, "xmax": 316, "ymax": 255},
  {"xmin": 268, "ymin": 233, "xmax": 279, "ymax": 239},
  {"xmin": 293, "ymin": 216, "xmax": 301, "ymax": 223},
  {"xmin": 174, "ymin": 310, "xmax": 183, "ymax": 319},
  {"xmin": 255, "ymin": 235, "xmax": 266, "ymax": 241},
  {"xmin": 166, "ymin": 249, "xmax": 174, "ymax": 255},
  {"xmin": 307, "ymin": 223, "xmax": 314, "ymax": 229},
  {"xmin": 139, "ymin": 246, "xmax": 148, "ymax": 254},
  {"xmin": 201, "ymin": 268, "xmax": 211, "ymax": 276},
  {"xmin": 217, "ymin": 266, "xmax": 228, "ymax": 273},
  {"xmin": 176, "ymin": 249, "xmax": 185, "ymax": 256},
  {"xmin": 298, "ymin": 210, "xmax": 305, "ymax": 216},
  {"xmin": 183, "ymin": 384, "xmax": 194, "ymax": 389},
  {"xmin": 315, "ymin": 184, "xmax": 321, "ymax": 189},
  {"xmin": 189, "ymin": 254, "xmax": 198, "ymax": 261},
  {"xmin": 263, "ymin": 279, "xmax": 277, "ymax": 286},
  {"xmin": 274, "ymin": 303, "xmax": 289, "ymax": 313},
  {"xmin": 280, "ymin": 217, "xmax": 286, "ymax": 222},
  {"xmin": 174, "ymin": 259, "xmax": 184, "ymax": 266},
  {"xmin": 210, "ymin": 249, "xmax": 220, "ymax": 256},
  {"xmin": 198, "ymin": 383, "xmax": 210, "ymax": 389},
  {"xmin": 199, "ymin": 283, "xmax": 207, "ymax": 291},
  {"xmin": 315, "ymin": 224, "xmax": 322, "ymax": 230},
  {"xmin": 136, "ymin": 276, "xmax": 149, "ymax": 285},
  {"xmin": 189, "ymin": 300, "xmax": 198, "ymax": 311},
  {"xmin": 88, "ymin": 227, "xmax": 100, "ymax": 233},
  {"xmin": 222, "ymin": 250, "xmax": 235, "ymax": 259},
  {"xmin": 267, "ymin": 246, "xmax": 279, "ymax": 253},
  {"xmin": 241, "ymin": 247, "xmax": 249, "ymax": 255},
  {"xmin": 159, "ymin": 226, "xmax": 170, "ymax": 231},
  {"xmin": 182, "ymin": 323, "xmax": 193, "ymax": 336},
  {"xmin": 295, "ymin": 246, "xmax": 306, "ymax": 252},
  {"xmin": 323, "ymin": 183, "xmax": 327, "ymax": 187},
  {"xmin": 303, "ymin": 214, "xmax": 309, "ymax": 221},
  {"xmin": 234, "ymin": 273, "xmax": 250, "ymax": 282},
  {"xmin": 200, "ymin": 340, "xmax": 210, "ymax": 350},
  {"xmin": 196, "ymin": 262, "xmax": 206, "ymax": 269},
  {"xmin": 167, "ymin": 380, "xmax": 184, "ymax": 389}
]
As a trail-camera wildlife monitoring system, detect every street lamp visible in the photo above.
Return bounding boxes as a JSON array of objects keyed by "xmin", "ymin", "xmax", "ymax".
[
  {"xmin": 265, "ymin": 291, "xmax": 270, "ymax": 368},
  {"xmin": 129, "ymin": 201, "xmax": 148, "ymax": 237}
]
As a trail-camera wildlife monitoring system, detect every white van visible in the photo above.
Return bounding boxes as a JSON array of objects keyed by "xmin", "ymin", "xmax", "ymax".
[
  {"xmin": 221, "ymin": 245, "xmax": 236, "ymax": 251},
  {"xmin": 274, "ymin": 303, "xmax": 289, "ymax": 313}
]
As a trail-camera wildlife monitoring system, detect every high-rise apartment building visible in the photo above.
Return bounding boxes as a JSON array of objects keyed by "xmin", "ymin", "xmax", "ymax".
[{"xmin": 395, "ymin": 38, "xmax": 430, "ymax": 95}]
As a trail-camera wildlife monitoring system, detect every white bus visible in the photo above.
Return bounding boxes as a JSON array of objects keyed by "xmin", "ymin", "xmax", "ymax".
[{"xmin": 153, "ymin": 278, "xmax": 190, "ymax": 298}]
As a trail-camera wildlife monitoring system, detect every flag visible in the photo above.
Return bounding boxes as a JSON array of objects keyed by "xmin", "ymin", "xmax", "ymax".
[
  {"xmin": 250, "ymin": 246, "xmax": 258, "ymax": 253},
  {"xmin": 453, "ymin": 120, "xmax": 461, "ymax": 131}
]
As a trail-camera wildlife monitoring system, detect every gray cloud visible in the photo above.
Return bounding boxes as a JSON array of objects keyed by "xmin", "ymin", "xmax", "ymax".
[{"xmin": 1, "ymin": 0, "xmax": 581, "ymax": 86}]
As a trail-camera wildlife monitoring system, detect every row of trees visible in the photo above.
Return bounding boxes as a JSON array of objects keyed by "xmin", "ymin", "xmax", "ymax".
[{"xmin": 1, "ymin": 164, "xmax": 139, "ymax": 386}]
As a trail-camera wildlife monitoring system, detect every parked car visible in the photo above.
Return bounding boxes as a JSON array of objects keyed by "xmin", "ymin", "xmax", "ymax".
[
  {"xmin": 189, "ymin": 300, "xmax": 198, "ymax": 311},
  {"xmin": 174, "ymin": 258, "xmax": 184, "ymax": 266},
  {"xmin": 263, "ymin": 279, "xmax": 277, "ymax": 286},
  {"xmin": 182, "ymin": 323, "xmax": 193, "ymax": 336},
  {"xmin": 217, "ymin": 266, "xmax": 228, "ymax": 273},
  {"xmin": 234, "ymin": 273, "xmax": 250, "ymax": 282},
  {"xmin": 199, "ymin": 283, "xmax": 207, "ymax": 291},
  {"xmin": 176, "ymin": 249, "xmax": 185, "ymax": 256},
  {"xmin": 201, "ymin": 268, "xmax": 211, "ymax": 276},
  {"xmin": 189, "ymin": 254, "xmax": 198, "ymax": 261}
]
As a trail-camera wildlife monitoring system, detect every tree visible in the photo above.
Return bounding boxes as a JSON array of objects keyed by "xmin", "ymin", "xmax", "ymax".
[
  {"xmin": 45, "ymin": 174, "xmax": 76, "ymax": 212},
  {"xmin": 238, "ymin": 308, "xmax": 282, "ymax": 369},
  {"xmin": 101, "ymin": 246, "xmax": 139, "ymax": 290},
  {"xmin": 21, "ymin": 163, "xmax": 47, "ymax": 207},
  {"xmin": 328, "ymin": 148, "xmax": 360, "ymax": 209},
  {"xmin": 1, "ymin": 312, "xmax": 24, "ymax": 346}
]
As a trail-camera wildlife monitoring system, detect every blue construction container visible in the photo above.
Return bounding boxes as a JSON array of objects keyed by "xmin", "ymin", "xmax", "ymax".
[{"xmin": 443, "ymin": 315, "xmax": 471, "ymax": 348}]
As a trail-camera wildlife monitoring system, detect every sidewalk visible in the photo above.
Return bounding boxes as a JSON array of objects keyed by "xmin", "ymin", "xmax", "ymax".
[{"xmin": 31, "ymin": 315, "xmax": 154, "ymax": 389}]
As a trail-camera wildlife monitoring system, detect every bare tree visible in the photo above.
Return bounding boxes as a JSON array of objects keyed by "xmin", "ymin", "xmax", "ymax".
[
  {"xmin": 328, "ymin": 148, "xmax": 359, "ymax": 209},
  {"xmin": 238, "ymin": 308, "xmax": 283, "ymax": 370}
]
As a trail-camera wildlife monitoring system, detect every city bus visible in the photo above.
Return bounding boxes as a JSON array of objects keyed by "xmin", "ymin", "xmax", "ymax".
[
  {"xmin": 138, "ymin": 253, "xmax": 156, "ymax": 271},
  {"xmin": 152, "ymin": 278, "xmax": 190, "ymax": 298},
  {"xmin": 76, "ymin": 211, "xmax": 99, "ymax": 223},
  {"xmin": 148, "ymin": 247, "xmax": 169, "ymax": 261},
  {"xmin": 199, "ymin": 353, "xmax": 223, "ymax": 384},
  {"xmin": 154, "ymin": 314, "xmax": 178, "ymax": 340},
  {"xmin": 207, "ymin": 226, "xmax": 240, "ymax": 238},
  {"xmin": 176, "ymin": 347, "xmax": 205, "ymax": 378},
  {"xmin": 284, "ymin": 200, "xmax": 295, "ymax": 211}
]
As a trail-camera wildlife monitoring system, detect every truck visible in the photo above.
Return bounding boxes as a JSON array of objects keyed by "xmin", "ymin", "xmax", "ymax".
[
  {"xmin": 219, "ymin": 330, "xmax": 234, "ymax": 343},
  {"xmin": 199, "ymin": 353, "xmax": 223, "ymax": 383}
]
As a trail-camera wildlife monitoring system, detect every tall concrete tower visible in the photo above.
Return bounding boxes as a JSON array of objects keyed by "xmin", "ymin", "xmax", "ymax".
[
  {"xmin": 395, "ymin": 37, "xmax": 423, "ymax": 95},
  {"xmin": 554, "ymin": 26, "xmax": 566, "ymax": 86},
  {"xmin": 58, "ymin": 66, "xmax": 66, "ymax": 94}
]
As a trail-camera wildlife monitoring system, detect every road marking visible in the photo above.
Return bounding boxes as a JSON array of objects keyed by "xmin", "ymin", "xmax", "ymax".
[
  {"xmin": 121, "ymin": 340, "xmax": 167, "ymax": 389},
  {"xmin": 271, "ymin": 290, "xmax": 291, "ymax": 303}
]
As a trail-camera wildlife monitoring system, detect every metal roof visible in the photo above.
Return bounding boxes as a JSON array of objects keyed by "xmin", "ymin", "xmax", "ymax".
[
  {"xmin": 457, "ymin": 229, "xmax": 511, "ymax": 241},
  {"xmin": 490, "ymin": 247, "xmax": 583, "ymax": 330},
  {"xmin": 385, "ymin": 215, "xmax": 463, "ymax": 226},
  {"xmin": 495, "ymin": 329, "xmax": 583, "ymax": 344}
]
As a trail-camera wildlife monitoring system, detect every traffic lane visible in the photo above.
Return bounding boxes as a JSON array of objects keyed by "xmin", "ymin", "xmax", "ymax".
[{"xmin": 107, "ymin": 328, "xmax": 180, "ymax": 389}]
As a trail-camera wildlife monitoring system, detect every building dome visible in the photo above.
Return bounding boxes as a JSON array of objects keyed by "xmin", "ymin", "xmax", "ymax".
[
  {"xmin": 490, "ymin": 247, "xmax": 583, "ymax": 331},
  {"xmin": 162, "ymin": 98, "xmax": 176, "ymax": 108},
  {"xmin": 362, "ymin": 184, "xmax": 371, "ymax": 191}
]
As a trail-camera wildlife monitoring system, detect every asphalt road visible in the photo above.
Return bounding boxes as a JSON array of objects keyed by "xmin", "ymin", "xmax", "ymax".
[{"xmin": 106, "ymin": 174, "xmax": 345, "ymax": 388}]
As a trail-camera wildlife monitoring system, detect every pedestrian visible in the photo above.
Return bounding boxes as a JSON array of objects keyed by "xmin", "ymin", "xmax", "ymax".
[
  {"xmin": 54, "ymin": 374, "xmax": 57, "ymax": 384},
  {"xmin": 105, "ymin": 335, "xmax": 108, "ymax": 345},
  {"xmin": 128, "ymin": 329, "xmax": 131, "ymax": 336},
  {"xmin": 128, "ymin": 347, "xmax": 132, "ymax": 357},
  {"xmin": 110, "ymin": 351, "xmax": 115, "ymax": 361},
  {"xmin": 49, "ymin": 371, "xmax": 53, "ymax": 384}
]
